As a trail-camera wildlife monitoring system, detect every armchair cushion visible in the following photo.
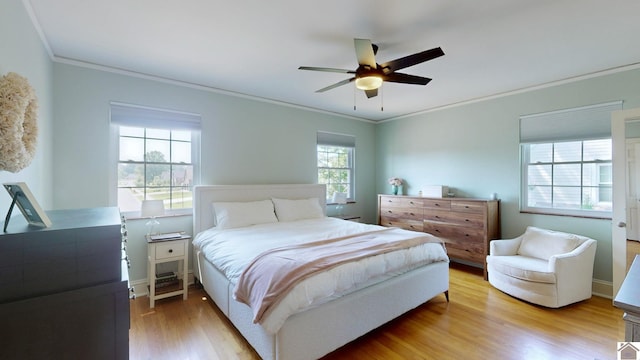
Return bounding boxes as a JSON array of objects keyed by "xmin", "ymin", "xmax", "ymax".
[
  {"xmin": 516, "ymin": 226, "xmax": 581, "ymax": 260},
  {"xmin": 488, "ymin": 255, "xmax": 556, "ymax": 284},
  {"xmin": 487, "ymin": 227, "xmax": 597, "ymax": 308}
]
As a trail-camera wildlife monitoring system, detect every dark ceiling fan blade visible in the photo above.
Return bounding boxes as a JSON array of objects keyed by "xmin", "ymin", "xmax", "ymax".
[
  {"xmin": 298, "ymin": 66, "xmax": 355, "ymax": 74},
  {"xmin": 316, "ymin": 77, "xmax": 355, "ymax": 93},
  {"xmin": 354, "ymin": 38, "xmax": 377, "ymax": 68},
  {"xmin": 379, "ymin": 47, "xmax": 444, "ymax": 74},
  {"xmin": 383, "ymin": 72, "xmax": 432, "ymax": 85},
  {"xmin": 364, "ymin": 89, "xmax": 378, "ymax": 98}
]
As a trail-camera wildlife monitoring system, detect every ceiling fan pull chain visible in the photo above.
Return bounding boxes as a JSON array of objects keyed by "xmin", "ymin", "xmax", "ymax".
[
  {"xmin": 380, "ymin": 85, "xmax": 384, "ymax": 112},
  {"xmin": 353, "ymin": 85, "xmax": 357, "ymax": 111}
]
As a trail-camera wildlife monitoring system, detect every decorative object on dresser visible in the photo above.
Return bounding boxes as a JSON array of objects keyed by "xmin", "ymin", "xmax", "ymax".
[
  {"xmin": 0, "ymin": 207, "xmax": 129, "ymax": 359},
  {"xmin": 147, "ymin": 233, "xmax": 190, "ymax": 308},
  {"xmin": 3, "ymin": 182, "xmax": 51, "ymax": 231},
  {"xmin": 378, "ymin": 194, "xmax": 500, "ymax": 279},
  {"xmin": 614, "ymin": 254, "xmax": 640, "ymax": 341},
  {"xmin": 388, "ymin": 177, "xmax": 403, "ymax": 195},
  {"xmin": 421, "ymin": 185, "xmax": 449, "ymax": 198}
]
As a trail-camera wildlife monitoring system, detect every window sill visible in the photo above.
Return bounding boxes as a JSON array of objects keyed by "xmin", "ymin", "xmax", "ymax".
[
  {"xmin": 123, "ymin": 209, "xmax": 193, "ymax": 221},
  {"xmin": 327, "ymin": 201, "xmax": 356, "ymax": 205},
  {"xmin": 519, "ymin": 210, "xmax": 611, "ymax": 220}
]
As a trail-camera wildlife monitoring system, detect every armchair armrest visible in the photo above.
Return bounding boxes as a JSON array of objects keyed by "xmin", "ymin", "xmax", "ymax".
[
  {"xmin": 548, "ymin": 239, "xmax": 597, "ymax": 274},
  {"xmin": 549, "ymin": 238, "xmax": 597, "ymax": 304},
  {"xmin": 489, "ymin": 237, "xmax": 522, "ymax": 256}
]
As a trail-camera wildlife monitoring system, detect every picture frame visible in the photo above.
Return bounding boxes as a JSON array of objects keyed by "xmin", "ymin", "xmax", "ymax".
[{"xmin": 3, "ymin": 182, "xmax": 52, "ymax": 231}]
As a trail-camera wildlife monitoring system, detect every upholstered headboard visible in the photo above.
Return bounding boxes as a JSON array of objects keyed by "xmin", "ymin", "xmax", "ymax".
[{"xmin": 193, "ymin": 184, "xmax": 327, "ymax": 234}]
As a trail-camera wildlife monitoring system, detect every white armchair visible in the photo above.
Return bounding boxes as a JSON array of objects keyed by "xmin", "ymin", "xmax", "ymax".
[{"xmin": 486, "ymin": 226, "xmax": 597, "ymax": 308}]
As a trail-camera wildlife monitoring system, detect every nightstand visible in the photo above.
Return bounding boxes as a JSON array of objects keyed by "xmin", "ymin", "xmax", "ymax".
[
  {"xmin": 332, "ymin": 215, "xmax": 361, "ymax": 222},
  {"xmin": 147, "ymin": 234, "xmax": 190, "ymax": 308}
]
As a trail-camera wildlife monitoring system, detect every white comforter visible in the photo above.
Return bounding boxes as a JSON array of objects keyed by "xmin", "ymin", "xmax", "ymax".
[{"xmin": 193, "ymin": 217, "xmax": 448, "ymax": 334}]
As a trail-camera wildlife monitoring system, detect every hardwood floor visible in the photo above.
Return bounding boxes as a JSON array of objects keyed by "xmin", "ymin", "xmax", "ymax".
[{"xmin": 130, "ymin": 263, "xmax": 625, "ymax": 360}]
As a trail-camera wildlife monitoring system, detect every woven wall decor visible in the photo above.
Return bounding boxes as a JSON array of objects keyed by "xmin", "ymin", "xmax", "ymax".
[{"xmin": 0, "ymin": 72, "xmax": 38, "ymax": 173}]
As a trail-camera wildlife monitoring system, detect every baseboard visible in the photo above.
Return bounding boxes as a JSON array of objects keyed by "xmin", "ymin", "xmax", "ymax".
[
  {"xmin": 592, "ymin": 278, "xmax": 613, "ymax": 299},
  {"xmin": 130, "ymin": 271, "xmax": 195, "ymax": 298}
]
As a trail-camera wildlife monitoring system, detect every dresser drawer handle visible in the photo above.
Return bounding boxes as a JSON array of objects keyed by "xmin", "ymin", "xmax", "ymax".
[
  {"xmin": 410, "ymin": 201, "xmax": 414, "ymax": 205},
  {"xmin": 168, "ymin": 249, "xmax": 173, "ymax": 253},
  {"xmin": 387, "ymin": 210, "xmax": 393, "ymax": 214},
  {"xmin": 465, "ymin": 219, "xmax": 470, "ymax": 222},
  {"xmin": 409, "ymin": 212, "xmax": 415, "ymax": 216}
]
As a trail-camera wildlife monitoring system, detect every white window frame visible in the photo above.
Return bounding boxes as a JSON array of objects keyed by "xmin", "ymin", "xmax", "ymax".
[
  {"xmin": 109, "ymin": 102, "xmax": 201, "ymax": 217},
  {"xmin": 520, "ymin": 139, "xmax": 612, "ymax": 218},
  {"xmin": 518, "ymin": 101, "xmax": 621, "ymax": 218},
  {"xmin": 317, "ymin": 131, "xmax": 355, "ymax": 203}
]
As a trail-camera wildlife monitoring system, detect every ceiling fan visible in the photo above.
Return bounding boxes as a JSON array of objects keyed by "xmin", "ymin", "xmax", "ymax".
[{"xmin": 299, "ymin": 38, "xmax": 444, "ymax": 98}]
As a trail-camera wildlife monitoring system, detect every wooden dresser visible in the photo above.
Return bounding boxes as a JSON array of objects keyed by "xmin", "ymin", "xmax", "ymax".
[
  {"xmin": 378, "ymin": 195, "xmax": 500, "ymax": 278},
  {"xmin": 0, "ymin": 207, "xmax": 129, "ymax": 359}
]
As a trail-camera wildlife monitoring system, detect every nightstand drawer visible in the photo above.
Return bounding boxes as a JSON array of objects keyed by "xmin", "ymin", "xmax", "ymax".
[{"xmin": 154, "ymin": 241, "xmax": 186, "ymax": 260}]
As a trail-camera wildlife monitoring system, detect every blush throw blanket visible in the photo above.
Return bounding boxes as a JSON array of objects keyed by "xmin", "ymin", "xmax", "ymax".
[{"xmin": 233, "ymin": 227, "xmax": 445, "ymax": 324}]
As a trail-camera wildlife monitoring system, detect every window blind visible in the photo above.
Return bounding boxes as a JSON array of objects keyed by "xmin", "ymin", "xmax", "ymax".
[
  {"xmin": 317, "ymin": 131, "xmax": 355, "ymax": 147},
  {"xmin": 519, "ymin": 101, "xmax": 622, "ymax": 143},
  {"xmin": 110, "ymin": 102, "xmax": 201, "ymax": 130}
]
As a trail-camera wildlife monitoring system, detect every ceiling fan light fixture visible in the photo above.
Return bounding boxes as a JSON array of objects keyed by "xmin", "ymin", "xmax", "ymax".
[{"xmin": 355, "ymin": 75, "xmax": 382, "ymax": 90}]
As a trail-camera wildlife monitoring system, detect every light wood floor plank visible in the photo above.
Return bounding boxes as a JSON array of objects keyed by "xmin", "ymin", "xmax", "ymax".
[{"xmin": 130, "ymin": 263, "xmax": 625, "ymax": 360}]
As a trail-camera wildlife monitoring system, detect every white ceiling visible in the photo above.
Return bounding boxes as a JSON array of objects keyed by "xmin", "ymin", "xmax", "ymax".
[{"xmin": 24, "ymin": 0, "xmax": 640, "ymax": 122}]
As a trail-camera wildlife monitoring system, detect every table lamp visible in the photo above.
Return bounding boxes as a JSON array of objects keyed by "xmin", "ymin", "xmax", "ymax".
[
  {"xmin": 332, "ymin": 192, "xmax": 347, "ymax": 216},
  {"xmin": 141, "ymin": 199, "xmax": 164, "ymax": 236}
]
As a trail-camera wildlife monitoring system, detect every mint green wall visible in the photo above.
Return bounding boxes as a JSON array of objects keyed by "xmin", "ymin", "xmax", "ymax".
[
  {"xmin": 0, "ymin": 0, "xmax": 54, "ymax": 210},
  {"xmin": 6, "ymin": 0, "xmax": 639, "ymax": 287},
  {"xmin": 52, "ymin": 63, "xmax": 377, "ymax": 283},
  {"xmin": 376, "ymin": 68, "xmax": 640, "ymax": 283},
  {"xmin": 52, "ymin": 63, "xmax": 377, "ymax": 220}
]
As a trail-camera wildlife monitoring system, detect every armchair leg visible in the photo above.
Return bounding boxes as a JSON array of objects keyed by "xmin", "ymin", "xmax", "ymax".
[{"xmin": 444, "ymin": 290, "xmax": 449, "ymax": 302}]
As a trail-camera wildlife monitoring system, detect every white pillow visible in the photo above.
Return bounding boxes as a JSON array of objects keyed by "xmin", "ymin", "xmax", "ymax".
[
  {"xmin": 272, "ymin": 197, "xmax": 324, "ymax": 222},
  {"xmin": 212, "ymin": 200, "xmax": 278, "ymax": 229},
  {"xmin": 517, "ymin": 226, "xmax": 581, "ymax": 260}
]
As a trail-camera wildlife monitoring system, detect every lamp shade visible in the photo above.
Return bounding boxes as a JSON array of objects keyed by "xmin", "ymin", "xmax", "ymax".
[
  {"xmin": 141, "ymin": 199, "xmax": 165, "ymax": 217},
  {"xmin": 332, "ymin": 192, "xmax": 347, "ymax": 204}
]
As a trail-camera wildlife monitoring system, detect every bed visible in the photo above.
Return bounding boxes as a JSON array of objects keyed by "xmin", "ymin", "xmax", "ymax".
[{"xmin": 192, "ymin": 184, "xmax": 449, "ymax": 360}]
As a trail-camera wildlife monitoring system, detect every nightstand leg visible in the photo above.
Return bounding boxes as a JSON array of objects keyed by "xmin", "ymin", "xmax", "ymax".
[
  {"xmin": 148, "ymin": 256, "xmax": 155, "ymax": 308},
  {"xmin": 182, "ymin": 258, "xmax": 188, "ymax": 300}
]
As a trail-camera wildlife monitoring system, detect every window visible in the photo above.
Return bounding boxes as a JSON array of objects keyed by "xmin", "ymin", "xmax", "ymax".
[
  {"xmin": 317, "ymin": 132, "xmax": 355, "ymax": 202},
  {"xmin": 111, "ymin": 103, "xmax": 201, "ymax": 214},
  {"xmin": 519, "ymin": 101, "xmax": 621, "ymax": 218},
  {"xmin": 521, "ymin": 139, "xmax": 612, "ymax": 217}
]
